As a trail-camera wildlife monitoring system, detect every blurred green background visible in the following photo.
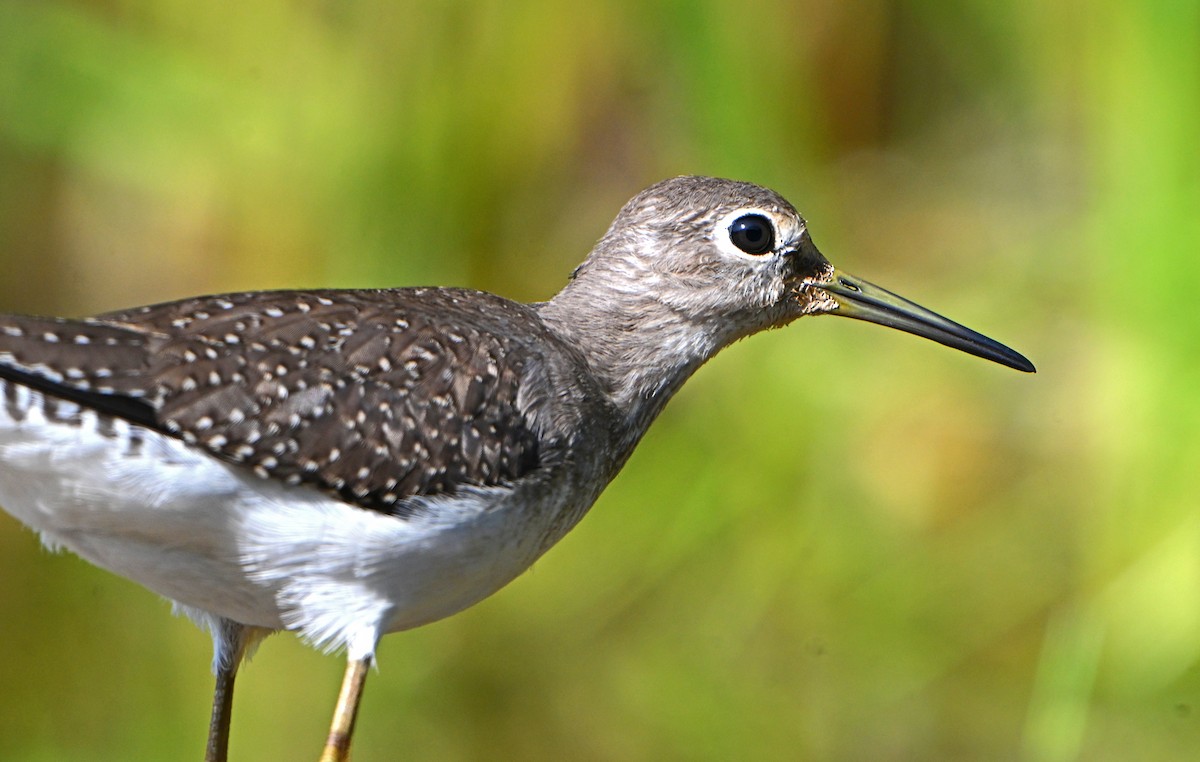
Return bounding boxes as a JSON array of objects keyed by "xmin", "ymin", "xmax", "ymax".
[{"xmin": 0, "ymin": 1, "xmax": 1196, "ymax": 760}]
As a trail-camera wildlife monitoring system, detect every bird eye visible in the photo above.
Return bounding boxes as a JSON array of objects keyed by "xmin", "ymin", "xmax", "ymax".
[{"xmin": 727, "ymin": 214, "xmax": 775, "ymax": 255}]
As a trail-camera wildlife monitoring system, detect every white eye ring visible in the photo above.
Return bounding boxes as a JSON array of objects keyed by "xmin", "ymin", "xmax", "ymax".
[
  {"xmin": 714, "ymin": 209, "xmax": 783, "ymax": 260},
  {"xmin": 727, "ymin": 214, "xmax": 775, "ymax": 255}
]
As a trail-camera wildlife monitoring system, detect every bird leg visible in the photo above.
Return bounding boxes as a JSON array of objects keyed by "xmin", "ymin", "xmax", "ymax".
[
  {"xmin": 318, "ymin": 656, "xmax": 373, "ymax": 762},
  {"xmin": 203, "ymin": 620, "xmax": 258, "ymax": 762},
  {"xmin": 206, "ymin": 656, "xmax": 239, "ymax": 762}
]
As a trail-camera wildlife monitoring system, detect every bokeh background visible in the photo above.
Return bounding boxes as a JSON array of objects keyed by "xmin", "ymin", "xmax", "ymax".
[{"xmin": 0, "ymin": 1, "xmax": 1196, "ymax": 760}]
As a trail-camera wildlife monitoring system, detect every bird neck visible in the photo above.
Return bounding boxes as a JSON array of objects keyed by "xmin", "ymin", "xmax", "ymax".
[{"xmin": 537, "ymin": 273, "xmax": 724, "ymax": 437}]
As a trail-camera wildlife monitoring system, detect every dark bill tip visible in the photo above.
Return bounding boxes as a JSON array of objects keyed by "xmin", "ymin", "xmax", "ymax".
[{"xmin": 817, "ymin": 270, "xmax": 1036, "ymax": 373}]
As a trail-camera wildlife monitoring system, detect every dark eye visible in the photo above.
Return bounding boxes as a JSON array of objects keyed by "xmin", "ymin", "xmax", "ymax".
[{"xmin": 727, "ymin": 214, "xmax": 775, "ymax": 255}]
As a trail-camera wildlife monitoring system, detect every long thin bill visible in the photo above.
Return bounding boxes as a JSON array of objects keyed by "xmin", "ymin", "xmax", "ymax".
[{"xmin": 818, "ymin": 269, "xmax": 1035, "ymax": 373}]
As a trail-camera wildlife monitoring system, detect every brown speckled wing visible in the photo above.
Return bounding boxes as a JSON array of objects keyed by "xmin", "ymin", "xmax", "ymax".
[
  {"xmin": 0, "ymin": 288, "xmax": 553, "ymax": 516},
  {"xmin": 0, "ymin": 315, "xmax": 162, "ymax": 427}
]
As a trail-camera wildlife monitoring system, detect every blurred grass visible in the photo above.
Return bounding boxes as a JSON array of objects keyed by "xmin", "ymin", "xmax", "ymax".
[{"xmin": 0, "ymin": 0, "xmax": 1198, "ymax": 760}]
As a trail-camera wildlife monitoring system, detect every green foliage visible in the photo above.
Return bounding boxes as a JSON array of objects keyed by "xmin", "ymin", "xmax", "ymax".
[{"xmin": 0, "ymin": 1, "xmax": 1197, "ymax": 759}]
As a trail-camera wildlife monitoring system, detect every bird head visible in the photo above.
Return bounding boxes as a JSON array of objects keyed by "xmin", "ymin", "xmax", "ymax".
[{"xmin": 576, "ymin": 176, "xmax": 1034, "ymax": 373}]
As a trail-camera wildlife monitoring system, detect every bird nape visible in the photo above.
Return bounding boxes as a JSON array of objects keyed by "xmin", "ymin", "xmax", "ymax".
[{"xmin": 0, "ymin": 176, "xmax": 1034, "ymax": 762}]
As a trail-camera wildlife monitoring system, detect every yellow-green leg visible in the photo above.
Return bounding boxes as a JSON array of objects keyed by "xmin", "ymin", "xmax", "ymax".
[{"xmin": 318, "ymin": 656, "xmax": 372, "ymax": 762}]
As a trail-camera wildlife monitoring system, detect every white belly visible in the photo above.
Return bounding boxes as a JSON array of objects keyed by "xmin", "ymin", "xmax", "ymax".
[{"xmin": 0, "ymin": 381, "xmax": 577, "ymax": 659}]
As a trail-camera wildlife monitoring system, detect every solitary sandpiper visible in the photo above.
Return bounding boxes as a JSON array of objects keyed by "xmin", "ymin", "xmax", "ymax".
[{"xmin": 0, "ymin": 176, "xmax": 1034, "ymax": 761}]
